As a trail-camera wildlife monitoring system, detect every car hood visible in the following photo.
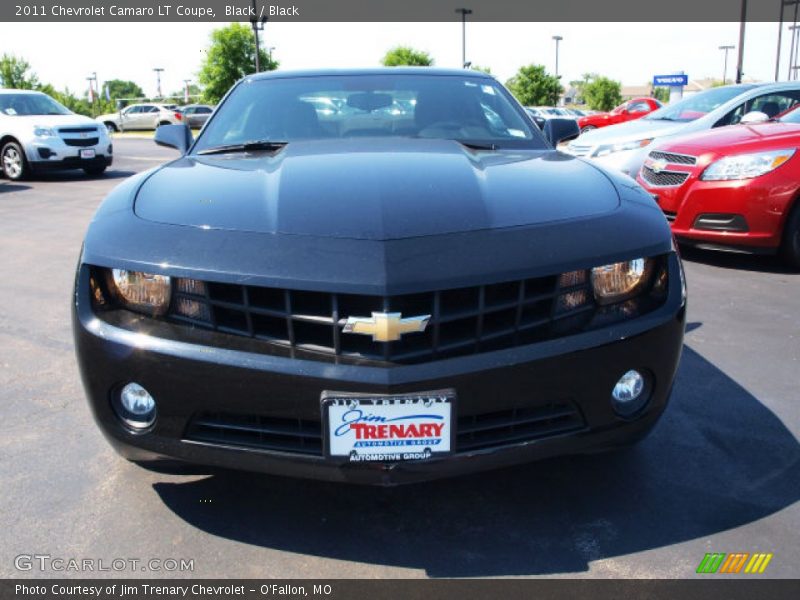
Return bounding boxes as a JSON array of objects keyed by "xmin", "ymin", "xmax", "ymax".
[
  {"xmin": 575, "ymin": 118, "xmax": 688, "ymax": 145},
  {"xmin": 658, "ymin": 121, "xmax": 800, "ymax": 154},
  {"xmin": 134, "ymin": 138, "xmax": 620, "ymax": 241},
  {"xmin": 4, "ymin": 113, "xmax": 98, "ymax": 128}
]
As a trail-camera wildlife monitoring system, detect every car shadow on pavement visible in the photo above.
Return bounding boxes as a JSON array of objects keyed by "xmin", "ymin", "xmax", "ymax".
[
  {"xmin": 31, "ymin": 170, "xmax": 137, "ymax": 182},
  {"xmin": 152, "ymin": 346, "xmax": 800, "ymax": 576},
  {"xmin": 679, "ymin": 245, "xmax": 797, "ymax": 275},
  {"xmin": 0, "ymin": 182, "xmax": 31, "ymax": 193}
]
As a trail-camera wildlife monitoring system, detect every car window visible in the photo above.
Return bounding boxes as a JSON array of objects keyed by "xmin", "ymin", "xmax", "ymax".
[
  {"xmin": 194, "ymin": 74, "xmax": 545, "ymax": 151},
  {"xmin": 628, "ymin": 101, "xmax": 650, "ymax": 113},
  {"xmin": 183, "ymin": 107, "xmax": 195, "ymax": 115},
  {"xmin": 715, "ymin": 90, "xmax": 800, "ymax": 126},
  {"xmin": 146, "ymin": 106, "xmax": 160, "ymax": 113},
  {"xmin": 0, "ymin": 93, "xmax": 71, "ymax": 116},
  {"xmin": 645, "ymin": 85, "xmax": 757, "ymax": 122},
  {"xmin": 197, "ymin": 107, "xmax": 212, "ymax": 114}
]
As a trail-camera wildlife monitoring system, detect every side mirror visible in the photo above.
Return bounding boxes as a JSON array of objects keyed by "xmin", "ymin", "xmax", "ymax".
[
  {"xmin": 154, "ymin": 124, "xmax": 193, "ymax": 154},
  {"xmin": 543, "ymin": 118, "xmax": 580, "ymax": 146},
  {"xmin": 740, "ymin": 110, "xmax": 769, "ymax": 124}
]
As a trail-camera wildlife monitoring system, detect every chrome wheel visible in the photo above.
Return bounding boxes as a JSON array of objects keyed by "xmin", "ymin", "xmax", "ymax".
[{"xmin": 2, "ymin": 145, "xmax": 23, "ymax": 180}]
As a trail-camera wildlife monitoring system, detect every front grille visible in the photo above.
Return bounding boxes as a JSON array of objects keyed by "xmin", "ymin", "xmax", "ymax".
[
  {"xmin": 168, "ymin": 274, "xmax": 596, "ymax": 365},
  {"xmin": 185, "ymin": 401, "xmax": 586, "ymax": 456},
  {"xmin": 63, "ymin": 137, "xmax": 99, "ymax": 147},
  {"xmin": 648, "ymin": 150, "xmax": 697, "ymax": 165},
  {"xmin": 58, "ymin": 127, "xmax": 98, "ymax": 134},
  {"xmin": 641, "ymin": 166, "xmax": 689, "ymax": 187}
]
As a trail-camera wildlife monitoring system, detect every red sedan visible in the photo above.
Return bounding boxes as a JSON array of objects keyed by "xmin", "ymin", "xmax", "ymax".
[
  {"xmin": 577, "ymin": 97, "xmax": 662, "ymax": 133},
  {"xmin": 636, "ymin": 107, "xmax": 800, "ymax": 268}
]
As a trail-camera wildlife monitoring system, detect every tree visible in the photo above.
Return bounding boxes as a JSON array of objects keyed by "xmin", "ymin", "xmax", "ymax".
[
  {"xmin": 0, "ymin": 54, "xmax": 39, "ymax": 89},
  {"xmin": 505, "ymin": 64, "xmax": 562, "ymax": 106},
  {"xmin": 653, "ymin": 86, "xmax": 670, "ymax": 102},
  {"xmin": 568, "ymin": 72, "xmax": 598, "ymax": 104},
  {"xmin": 104, "ymin": 79, "xmax": 145, "ymax": 101},
  {"xmin": 470, "ymin": 65, "xmax": 493, "ymax": 75},
  {"xmin": 198, "ymin": 23, "xmax": 278, "ymax": 104},
  {"xmin": 381, "ymin": 46, "xmax": 434, "ymax": 67},
  {"xmin": 582, "ymin": 76, "xmax": 623, "ymax": 111}
]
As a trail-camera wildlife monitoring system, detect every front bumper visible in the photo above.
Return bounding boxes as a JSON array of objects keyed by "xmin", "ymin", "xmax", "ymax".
[
  {"xmin": 73, "ymin": 258, "xmax": 686, "ymax": 485},
  {"xmin": 25, "ymin": 134, "xmax": 112, "ymax": 172}
]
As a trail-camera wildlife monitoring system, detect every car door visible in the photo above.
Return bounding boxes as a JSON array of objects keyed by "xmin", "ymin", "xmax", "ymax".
[{"xmin": 119, "ymin": 106, "xmax": 140, "ymax": 129}]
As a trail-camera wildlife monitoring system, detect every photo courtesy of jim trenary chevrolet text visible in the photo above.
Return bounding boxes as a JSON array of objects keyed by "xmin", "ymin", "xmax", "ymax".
[{"xmin": 0, "ymin": 0, "xmax": 799, "ymax": 598}]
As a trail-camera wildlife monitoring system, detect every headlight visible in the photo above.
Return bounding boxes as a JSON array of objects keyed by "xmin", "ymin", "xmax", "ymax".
[
  {"xmin": 108, "ymin": 269, "xmax": 171, "ymax": 316},
  {"xmin": 700, "ymin": 149, "xmax": 795, "ymax": 181},
  {"xmin": 33, "ymin": 126, "xmax": 55, "ymax": 137},
  {"xmin": 594, "ymin": 138, "xmax": 652, "ymax": 157},
  {"xmin": 591, "ymin": 258, "xmax": 654, "ymax": 305}
]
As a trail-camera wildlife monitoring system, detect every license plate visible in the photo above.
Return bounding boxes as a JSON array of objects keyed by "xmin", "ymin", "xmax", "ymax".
[
  {"xmin": 322, "ymin": 390, "xmax": 455, "ymax": 462},
  {"xmin": 79, "ymin": 149, "xmax": 96, "ymax": 159}
]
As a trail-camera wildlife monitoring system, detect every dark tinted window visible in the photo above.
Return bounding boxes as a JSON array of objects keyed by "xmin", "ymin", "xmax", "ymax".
[{"xmin": 194, "ymin": 74, "xmax": 544, "ymax": 151}]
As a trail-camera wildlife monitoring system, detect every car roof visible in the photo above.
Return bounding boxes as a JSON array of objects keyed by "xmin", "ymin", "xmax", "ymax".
[
  {"xmin": 0, "ymin": 89, "xmax": 47, "ymax": 95},
  {"xmin": 247, "ymin": 67, "xmax": 495, "ymax": 81}
]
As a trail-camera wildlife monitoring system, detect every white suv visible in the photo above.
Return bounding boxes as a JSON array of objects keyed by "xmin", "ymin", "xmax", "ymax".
[{"xmin": 0, "ymin": 89, "xmax": 112, "ymax": 180}]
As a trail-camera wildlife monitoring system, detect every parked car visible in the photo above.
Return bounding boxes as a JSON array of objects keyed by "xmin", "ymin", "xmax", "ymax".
[
  {"xmin": 637, "ymin": 104, "xmax": 800, "ymax": 267},
  {"xmin": 0, "ymin": 89, "xmax": 112, "ymax": 179},
  {"xmin": 566, "ymin": 82, "xmax": 800, "ymax": 176},
  {"xmin": 524, "ymin": 107, "xmax": 546, "ymax": 129},
  {"xmin": 178, "ymin": 104, "xmax": 214, "ymax": 129},
  {"xmin": 73, "ymin": 68, "xmax": 685, "ymax": 485},
  {"xmin": 95, "ymin": 103, "xmax": 184, "ymax": 132},
  {"xmin": 577, "ymin": 97, "xmax": 662, "ymax": 133}
]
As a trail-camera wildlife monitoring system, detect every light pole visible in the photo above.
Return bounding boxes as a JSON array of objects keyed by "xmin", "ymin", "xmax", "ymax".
[
  {"xmin": 250, "ymin": 0, "xmax": 268, "ymax": 72},
  {"xmin": 183, "ymin": 79, "xmax": 191, "ymax": 103},
  {"xmin": 776, "ymin": 1, "xmax": 800, "ymax": 81},
  {"xmin": 552, "ymin": 35, "xmax": 563, "ymax": 79},
  {"xmin": 455, "ymin": 8, "xmax": 472, "ymax": 68},
  {"xmin": 735, "ymin": 0, "xmax": 747, "ymax": 84},
  {"xmin": 153, "ymin": 68, "xmax": 164, "ymax": 99},
  {"xmin": 719, "ymin": 45, "xmax": 734, "ymax": 84},
  {"xmin": 267, "ymin": 46, "xmax": 275, "ymax": 64}
]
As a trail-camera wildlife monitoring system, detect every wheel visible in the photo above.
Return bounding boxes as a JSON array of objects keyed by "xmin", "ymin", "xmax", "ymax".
[
  {"xmin": 580, "ymin": 125, "xmax": 597, "ymax": 134},
  {"xmin": 780, "ymin": 203, "xmax": 800, "ymax": 269},
  {"xmin": 1, "ymin": 141, "xmax": 28, "ymax": 181},
  {"xmin": 83, "ymin": 165, "xmax": 107, "ymax": 177}
]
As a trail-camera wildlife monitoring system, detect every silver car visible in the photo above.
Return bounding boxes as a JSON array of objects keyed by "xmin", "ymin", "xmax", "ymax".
[
  {"xmin": 0, "ymin": 89, "xmax": 112, "ymax": 180},
  {"xmin": 565, "ymin": 82, "xmax": 800, "ymax": 176},
  {"xmin": 95, "ymin": 103, "xmax": 183, "ymax": 133},
  {"xmin": 178, "ymin": 104, "xmax": 214, "ymax": 128}
]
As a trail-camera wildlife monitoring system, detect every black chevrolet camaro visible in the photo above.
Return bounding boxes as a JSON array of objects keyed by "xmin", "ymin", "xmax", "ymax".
[{"xmin": 73, "ymin": 68, "xmax": 686, "ymax": 485}]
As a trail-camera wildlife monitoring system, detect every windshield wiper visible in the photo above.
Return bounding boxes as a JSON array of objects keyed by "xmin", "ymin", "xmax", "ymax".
[
  {"xmin": 198, "ymin": 140, "xmax": 288, "ymax": 155},
  {"xmin": 456, "ymin": 140, "xmax": 498, "ymax": 151}
]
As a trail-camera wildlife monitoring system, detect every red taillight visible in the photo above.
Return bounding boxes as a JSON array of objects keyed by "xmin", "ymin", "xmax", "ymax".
[{"xmin": 174, "ymin": 112, "xmax": 182, "ymax": 120}]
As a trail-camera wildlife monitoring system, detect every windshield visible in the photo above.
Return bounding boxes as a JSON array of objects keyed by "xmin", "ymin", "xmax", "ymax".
[
  {"xmin": 644, "ymin": 85, "xmax": 755, "ymax": 123},
  {"xmin": 779, "ymin": 105, "xmax": 800, "ymax": 123},
  {"xmin": 0, "ymin": 93, "xmax": 71, "ymax": 116},
  {"xmin": 193, "ymin": 74, "xmax": 544, "ymax": 152}
]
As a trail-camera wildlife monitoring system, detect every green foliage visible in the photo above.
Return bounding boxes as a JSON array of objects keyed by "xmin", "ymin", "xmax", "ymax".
[
  {"xmin": 652, "ymin": 86, "xmax": 670, "ymax": 102},
  {"xmin": 582, "ymin": 76, "xmax": 623, "ymax": 111},
  {"xmin": 505, "ymin": 64, "xmax": 562, "ymax": 106},
  {"xmin": 167, "ymin": 83, "xmax": 202, "ymax": 105},
  {"xmin": 381, "ymin": 46, "xmax": 434, "ymax": 67},
  {"xmin": 198, "ymin": 23, "xmax": 278, "ymax": 104},
  {"xmin": 0, "ymin": 54, "xmax": 39, "ymax": 89},
  {"xmin": 105, "ymin": 79, "xmax": 145, "ymax": 101},
  {"xmin": 470, "ymin": 65, "xmax": 493, "ymax": 75},
  {"xmin": 568, "ymin": 72, "xmax": 599, "ymax": 104}
]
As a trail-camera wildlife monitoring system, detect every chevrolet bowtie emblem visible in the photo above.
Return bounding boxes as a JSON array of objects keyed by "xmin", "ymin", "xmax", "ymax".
[
  {"xmin": 342, "ymin": 312, "xmax": 431, "ymax": 342},
  {"xmin": 651, "ymin": 158, "xmax": 668, "ymax": 173}
]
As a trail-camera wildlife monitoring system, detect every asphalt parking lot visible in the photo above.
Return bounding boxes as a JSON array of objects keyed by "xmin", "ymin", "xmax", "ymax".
[{"xmin": 1, "ymin": 138, "xmax": 798, "ymax": 579}]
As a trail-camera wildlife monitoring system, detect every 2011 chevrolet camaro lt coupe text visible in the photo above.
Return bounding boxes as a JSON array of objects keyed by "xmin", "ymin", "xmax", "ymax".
[{"xmin": 73, "ymin": 69, "xmax": 686, "ymax": 485}]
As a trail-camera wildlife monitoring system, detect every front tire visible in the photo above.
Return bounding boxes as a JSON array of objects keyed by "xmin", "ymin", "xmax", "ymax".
[
  {"xmin": 104, "ymin": 122, "xmax": 118, "ymax": 134},
  {"xmin": 780, "ymin": 203, "xmax": 800, "ymax": 269},
  {"xmin": 1, "ymin": 141, "xmax": 28, "ymax": 181}
]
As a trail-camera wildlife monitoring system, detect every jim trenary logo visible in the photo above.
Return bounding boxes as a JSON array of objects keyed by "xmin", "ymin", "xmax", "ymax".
[{"xmin": 696, "ymin": 552, "xmax": 774, "ymax": 574}]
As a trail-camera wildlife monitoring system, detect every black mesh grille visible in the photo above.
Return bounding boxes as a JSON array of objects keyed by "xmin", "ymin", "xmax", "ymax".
[
  {"xmin": 648, "ymin": 151, "xmax": 697, "ymax": 165},
  {"xmin": 185, "ymin": 402, "xmax": 586, "ymax": 456},
  {"xmin": 641, "ymin": 166, "xmax": 689, "ymax": 187},
  {"xmin": 168, "ymin": 274, "xmax": 597, "ymax": 365},
  {"xmin": 58, "ymin": 127, "xmax": 98, "ymax": 134},
  {"xmin": 63, "ymin": 137, "xmax": 99, "ymax": 147}
]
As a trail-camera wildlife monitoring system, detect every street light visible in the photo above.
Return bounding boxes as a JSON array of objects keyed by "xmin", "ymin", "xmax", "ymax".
[
  {"xmin": 153, "ymin": 68, "xmax": 164, "ymax": 99},
  {"xmin": 719, "ymin": 45, "xmax": 735, "ymax": 84},
  {"xmin": 183, "ymin": 79, "xmax": 191, "ymax": 103},
  {"xmin": 250, "ymin": 0, "xmax": 268, "ymax": 72},
  {"xmin": 267, "ymin": 46, "xmax": 275, "ymax": 63},
  {"xmin": 552, "ymin": 35, "xmax": 563, "ymax": 79},
  {"xmin": 455, "ymin": 8, "xmax": 473, "ymax": 68}
]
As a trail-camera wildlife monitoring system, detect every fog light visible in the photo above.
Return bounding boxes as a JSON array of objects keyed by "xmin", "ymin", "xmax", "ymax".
[
  {"xmin": 115, "ymin": 382, "xmax": 157, "ymax": 430},
  {"xmin": 611, "ymin": 369, "xmax": 649, "ymax": 417}
]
